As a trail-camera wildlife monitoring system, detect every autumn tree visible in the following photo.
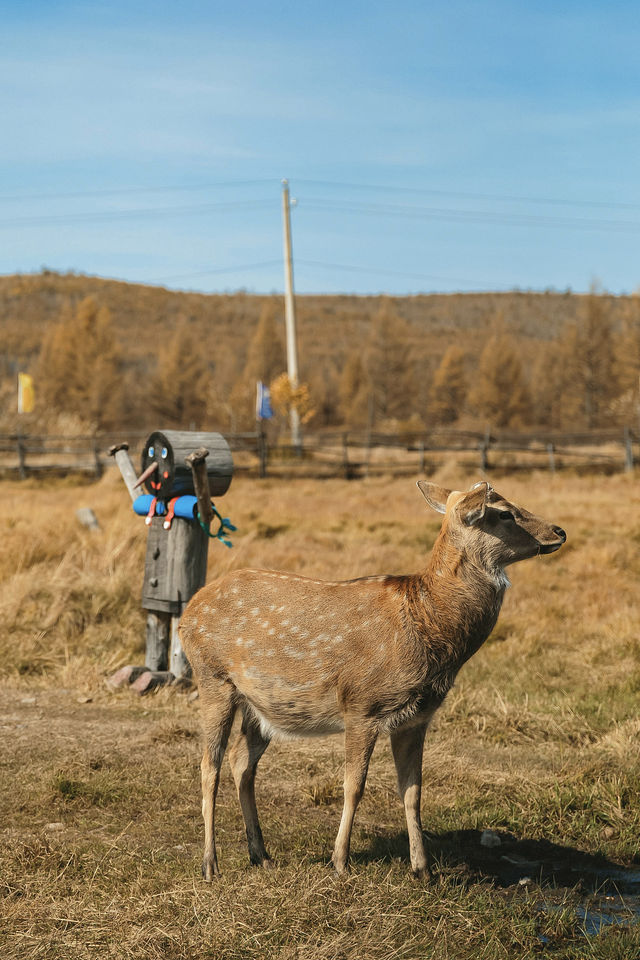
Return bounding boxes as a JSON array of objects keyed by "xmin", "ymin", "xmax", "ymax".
[
  {"xmin": 365, "ymin": 299, "xmax": 416, "ymax": 426},
  {"xmin": 309, "ymin": 363, "xmax": 341, "ymax": 426},
  {"xmin": 428, "ymin": 345, "xmax": 467, "ymax": 424},
  {"xmin": 338, "ymin": 350, "xmax": 371, "ymax": 427},
  {"xmin": 528, "ymin": 342, "xmax": 566, "ymax": 428},
  {"xmin": 560, "ymin": 291, "xmax": 618, "ymax": 428},
  {"xmin": 37, "ymin": 296, "xmax": 123, "ymax": 429},
  {"xmin": 468, "ymin": 330, "xmax": 529, "ymax": 427},
  {"xmin": 614, "ymin": 294, "xmax": 640, "ymax": 424},
  {"xmin": 229, "ymin": 302, "xmax": 286, "ymax": 429},
  {"xmin": 148, "ymin": 318, "xmax": 211, "ymax": 428}
]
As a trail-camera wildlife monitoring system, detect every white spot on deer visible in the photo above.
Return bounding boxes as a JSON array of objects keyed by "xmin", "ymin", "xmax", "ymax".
[
  {"xmin": 282, "ymin": 619, "xmax": 290, "ymax": 627},
  {"xmin": 267, "ymin": 628, "xmax": 276, "ymax": 636},
  {"xmin": 231, "ymin": 586, "xmax": 239, "ymax": 594},
  {"xmin": 235, "ymin": 599, "xmax": 244, "ymax": 608},
  {"xmin": 284, "ymin": 646, "xmax": 307, "ymax": 660},
  {"xmin": 251, "ymin": 608, "xmax": 261, "ymax": 616},
  {"xmin": 236, "ymin": 637, "xmax": 244, "ymax": 645}
]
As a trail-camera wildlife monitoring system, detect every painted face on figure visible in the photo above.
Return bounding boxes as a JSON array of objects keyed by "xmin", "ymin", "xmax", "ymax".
[{"xmin": 139, "ymin": 431, "xmax": 174, "ymax": 499}]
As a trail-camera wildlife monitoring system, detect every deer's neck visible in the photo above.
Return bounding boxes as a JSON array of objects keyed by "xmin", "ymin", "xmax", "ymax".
[{"xmin": 409, "ymin": 532, "xmax": 506, "ymax": 667}]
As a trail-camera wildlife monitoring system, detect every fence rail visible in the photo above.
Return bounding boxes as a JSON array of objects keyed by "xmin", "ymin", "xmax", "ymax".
[{"xmin": 0, "ymin": 427, "xmax": 637, "ymax": 480}]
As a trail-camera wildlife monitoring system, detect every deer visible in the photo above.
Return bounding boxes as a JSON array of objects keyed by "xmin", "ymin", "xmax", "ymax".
[{"xmin": 179, "ymin": 480, "xmax": 566, "ymax": 880}]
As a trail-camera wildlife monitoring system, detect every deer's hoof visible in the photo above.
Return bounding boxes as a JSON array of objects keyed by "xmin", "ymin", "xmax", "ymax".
[{"xmin": 202, "ymin": 859, "xmax": 220, "ymax": 882}]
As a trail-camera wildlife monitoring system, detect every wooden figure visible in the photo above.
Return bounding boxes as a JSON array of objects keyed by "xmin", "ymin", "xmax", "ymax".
[{"xmin": 109, "ymin": 431, "xmax": 234, "ymax": 692}]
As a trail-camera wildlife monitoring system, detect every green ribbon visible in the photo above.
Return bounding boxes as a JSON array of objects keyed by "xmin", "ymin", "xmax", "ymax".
[{"xmin": 197, "ymin": 504, "xmax": 237, "ymax": 548}]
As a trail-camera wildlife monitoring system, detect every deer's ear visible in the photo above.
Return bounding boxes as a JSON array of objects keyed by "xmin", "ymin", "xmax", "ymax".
[
  {"xmin": 458, "ymin": 481, "xmax": 489, "ymax": 526},
  {"xmin": 416, "ymin": 481, "xmax": 451, "ymax": 514}
]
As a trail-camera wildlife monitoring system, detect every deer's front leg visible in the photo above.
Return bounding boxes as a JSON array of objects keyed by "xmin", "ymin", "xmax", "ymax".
[
  {"xmin": 390, "ymin": 722, "xmax": 431, "ymax": 878},
  {"xmin": 332, "ymin": 720, "xmax": 378, "ymax": 874}
]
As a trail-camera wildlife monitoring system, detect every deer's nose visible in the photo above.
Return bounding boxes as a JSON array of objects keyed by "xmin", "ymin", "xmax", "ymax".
[{"xmin": 552, "ymin": 526, "xmax": 566, "ymax": 542}]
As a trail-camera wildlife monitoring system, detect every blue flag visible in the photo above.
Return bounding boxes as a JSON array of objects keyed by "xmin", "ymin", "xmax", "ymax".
[{"xmin": 256, "ymin": 381, "xmax": 274, "ymax": 420}]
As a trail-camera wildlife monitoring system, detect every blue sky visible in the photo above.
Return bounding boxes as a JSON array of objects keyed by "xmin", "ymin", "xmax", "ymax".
[{"xmin": 1, "ymin": 1, "xmax": 639, "ymax": 295}]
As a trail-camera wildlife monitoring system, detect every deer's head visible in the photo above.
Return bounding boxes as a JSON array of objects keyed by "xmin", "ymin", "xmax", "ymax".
[{"xmin": 418, "ymin": 480, "xmax": 566, "ymax": 574}]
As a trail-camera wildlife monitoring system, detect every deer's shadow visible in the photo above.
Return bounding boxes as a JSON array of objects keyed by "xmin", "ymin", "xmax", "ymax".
[{"xmin": 351, "ymin": 828, "xmax": 640, "ymax": 894}]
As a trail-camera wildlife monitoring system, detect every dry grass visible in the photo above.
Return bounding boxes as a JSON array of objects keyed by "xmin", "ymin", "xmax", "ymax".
[{"xmin": 2, "ymin": 466, "xmax": 640, "ymax": 958}]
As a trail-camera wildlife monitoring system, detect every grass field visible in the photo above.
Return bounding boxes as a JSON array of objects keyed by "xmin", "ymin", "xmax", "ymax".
[{"xmin": 2, "ymin": 465, "xmax": 640, "ymax": 959}]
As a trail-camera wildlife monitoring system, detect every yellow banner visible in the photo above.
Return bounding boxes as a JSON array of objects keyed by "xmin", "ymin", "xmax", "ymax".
[{"xmin": 18, "ymin": 373, "xmax": 35, "ymax": 413}]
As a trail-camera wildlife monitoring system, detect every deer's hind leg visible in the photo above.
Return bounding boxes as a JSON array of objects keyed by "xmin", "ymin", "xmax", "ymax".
[
  {"xmin": 228, "ymin": 707, "xmax": 272, "ymax": 867},
  {"xmin": 199, "ymin": 680, "xmax": 238, "ymax": 880}
]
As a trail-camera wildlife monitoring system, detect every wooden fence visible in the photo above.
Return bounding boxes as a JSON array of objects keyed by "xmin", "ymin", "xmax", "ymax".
[{"xmin": 0, "ymin": 427, "xmax": 637, "ymax": 480}]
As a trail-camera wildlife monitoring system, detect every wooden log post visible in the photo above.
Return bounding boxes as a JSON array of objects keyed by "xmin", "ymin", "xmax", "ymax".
[
  {"xmin": 170, "ymin": 615, "xmax": 188, "ymax": 679},
  {"xmin": 547, "ymin": 443, "xmax": 556, "ymax": 475},
  {"xmin": 479, "ymin": 429, "xmax": 491, "ymax": 473},
  {"xmin": 185, "ymin": 447, "xmax": 214, "ymax": 526},
  {"xmin": 109, "ymin": 443, "xmax": 141, "ymax": 502},
  {"xmin": 17, "ymin": 434, "xmax": 26, "ymax": 480},
  {"xmin": 258, "ymin": 427, "xmax": 268, "ymax": 478},
  {"xmin": 141, "ymin": 516, "xmax": 209, "ymax": 678},
  {"xmin": 93, "ymin": 438, "xmax": 103, "ymax": 479},
  {"xmin": 145, "ymin": 611, "xmax": 171, "ymax": 671},
  {"xmin": 418, "ymin": 439, "xmax": 425, "ymax": 475},
  {"xmin": 342, "ymin": 432, "xmax": 350, "ymax": 479},
  {"xmin": 624, "ymin": 427, "xmax": 634, "ymax": 472}
]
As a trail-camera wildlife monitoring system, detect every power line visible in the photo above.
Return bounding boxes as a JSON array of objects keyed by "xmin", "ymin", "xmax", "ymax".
[
  {"xmin": 0, "ymin": 198, "xmax": 275, "ymax": 229},
  {"xmin": 295, "ymin": 258, "xmax": 513, "ymax": 290},
  {"xmin": 6, "ymin": 192, "xmax": 638, "ymax": 235},
  {"xmin": 295, "ymin": 178, "xmax": 640, "ymax": 212},
  {"xmin": 300, "ymin": 197, "xmax": 640, "ymax": 233},
  {"xmin": 0, "ymin": 178, "xmax": 277, "ymax": 204},
  {"xmin": 146, "ymin": 259, "xmax": 282, "ymax": 285},
  {"xmin": 1, "ymin": 175, "xmax": 638, "ymax": 214},
  {"xmin": 149, "ymin": 258, "xmax": 514, "ymax": 291}
]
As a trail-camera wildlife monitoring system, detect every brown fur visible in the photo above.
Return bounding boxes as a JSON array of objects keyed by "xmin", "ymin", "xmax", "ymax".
[{"xmin": 180, "ymin": 480, "xmax": 566, "ymax": 878}]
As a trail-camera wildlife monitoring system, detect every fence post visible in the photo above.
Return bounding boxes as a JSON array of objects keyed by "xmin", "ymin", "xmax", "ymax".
[
  {"xmin": 17, "ymin": 433, "xmax": 26, "ymax": 479},
  {"xmin": 258, "ymin": 428, "xmax": 268, "ymax": 478},
  {"xmin": 624, "ymin": 427, "xmax": 634, "ymax": 472},
  {"xmin": 547, "ymin": 443, "xmax": 556, "ymax": 474},
  {"xmin": 342, "ymin": 432, "xmax": 350, "ymax": 479},
  {"xmin": 418, "ymin": 439, "xmax": 425, "ymax": 474},
  {"xmin": 93, "ymin": 438, "xmax": 103, "ymax": 478},
  {"xmin": 479, "ymin": 428, "xmax": 491, "ymax": 473}
]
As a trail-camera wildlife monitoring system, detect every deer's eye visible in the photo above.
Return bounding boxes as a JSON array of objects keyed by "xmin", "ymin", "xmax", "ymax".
[{"xmin": 499, "ymin": 511, "xmax": 515, "ymax": 522}]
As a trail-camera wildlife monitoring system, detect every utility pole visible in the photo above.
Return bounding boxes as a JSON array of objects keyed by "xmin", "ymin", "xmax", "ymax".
[{"xmin": 281, "ymin": 178, "xmax": 301, "ymax": 449}]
